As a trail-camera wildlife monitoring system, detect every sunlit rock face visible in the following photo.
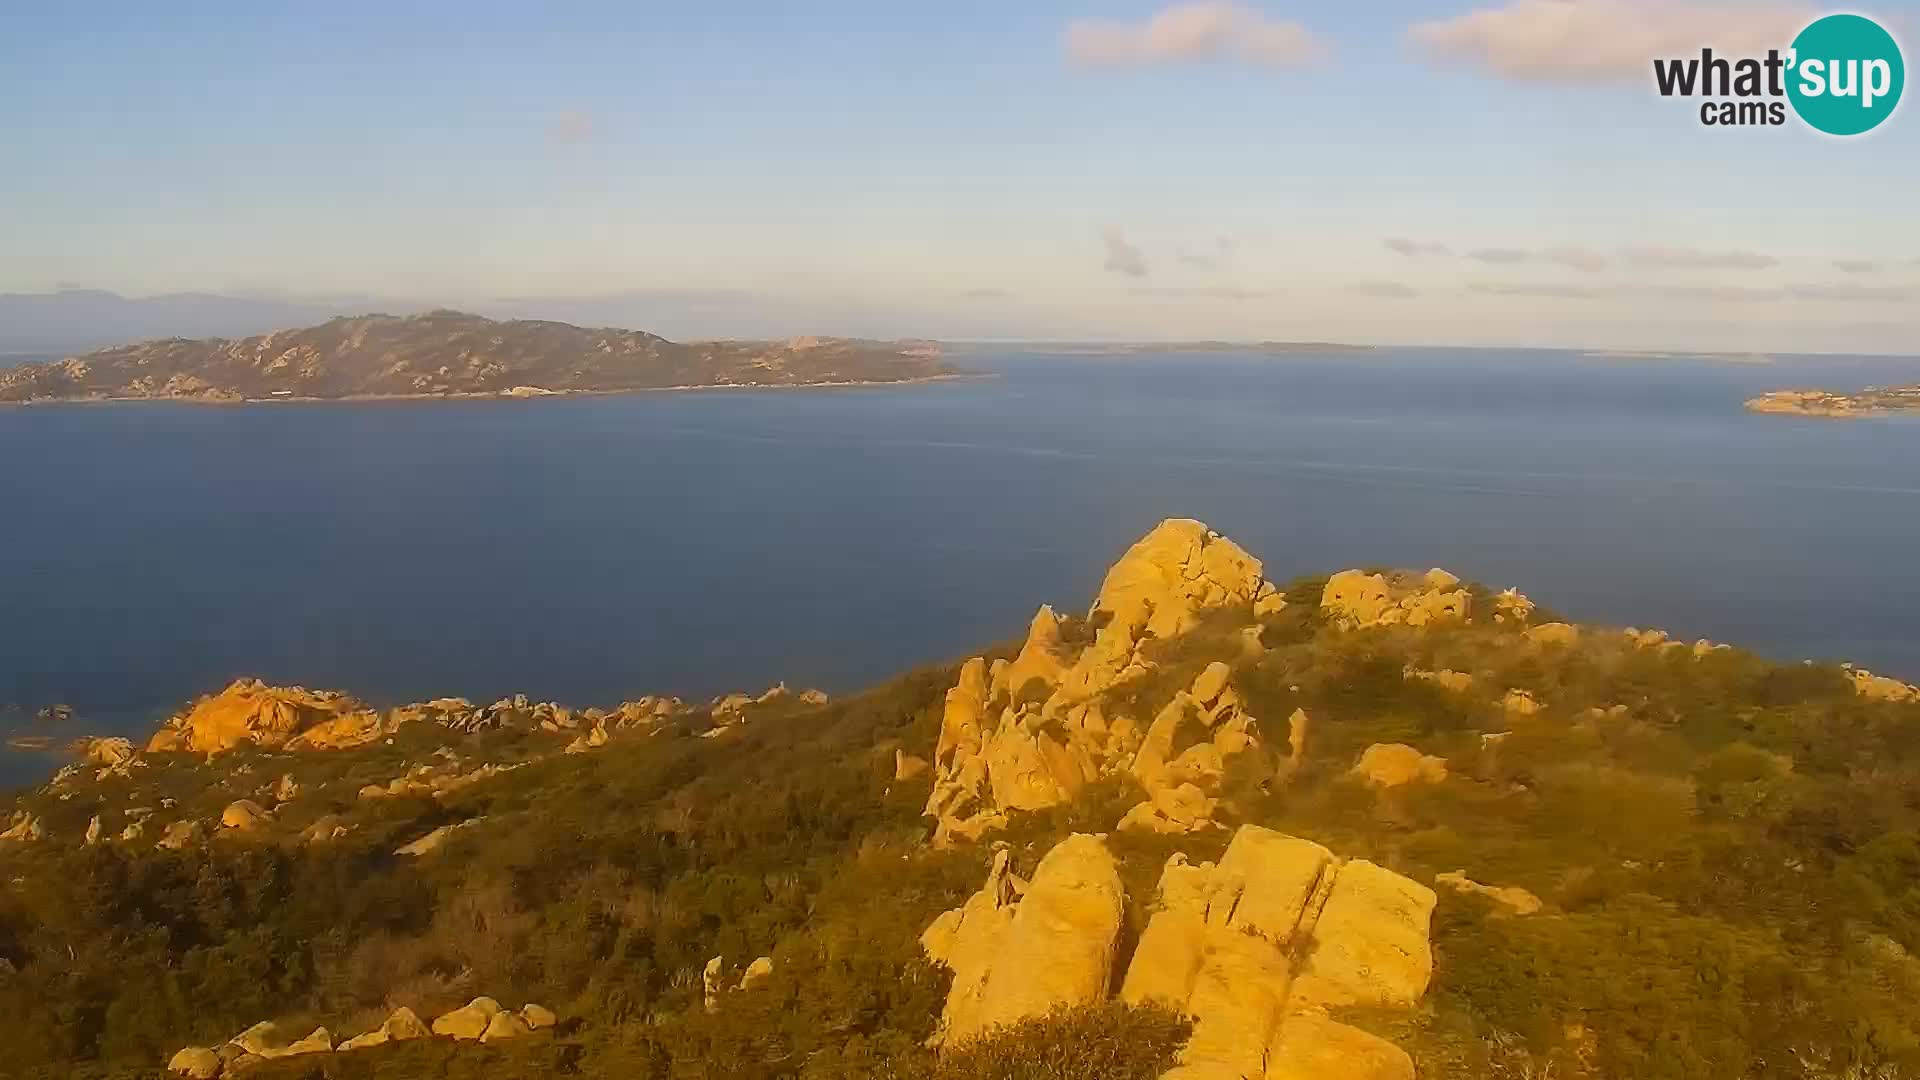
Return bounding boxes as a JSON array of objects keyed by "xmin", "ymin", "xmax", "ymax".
[
  {"xmin": 920, "ymin": 833, "xmax": 1125, "ymax": 1045},
  {"xmin": 923, "ymin": 519, "xmax": 1286, "ymax": 845},
  {"xmin": 146, "ymin": 679, "xmax": 373, "ymax": 754},
  {"xmin": 924, "ymin": 825, "xmax": 1434, "ymax": 1077}
]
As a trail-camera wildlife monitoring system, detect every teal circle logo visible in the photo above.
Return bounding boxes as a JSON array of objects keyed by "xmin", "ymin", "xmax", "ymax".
[{"xmin": 1787, "ymin": 14, "xmax": 1905, "ymax": 135}]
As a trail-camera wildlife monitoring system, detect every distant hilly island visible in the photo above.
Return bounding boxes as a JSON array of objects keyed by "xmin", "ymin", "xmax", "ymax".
[{"xmin": 0, "ymin": 310, "xmax": 956, "ymax": 403}]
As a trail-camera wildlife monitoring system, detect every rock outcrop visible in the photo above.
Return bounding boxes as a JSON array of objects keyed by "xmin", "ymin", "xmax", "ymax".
[
  {"xmin": 1351, "ymin": 744, "xmax": 1448, "ymax": 789},
  {"xmin": 0, "ymin": 810, "xmax": 44, "ymax": 842},
  {"xmin": 1526, "ymin": 622, "xmax": 1580, "ymax": 647},
  {"xmin": 917, "ymin": 826, "xmax": 1433, "ymax": 1075},
  {"xmin": 739, "ymin": 955, "xmax": 774, "ymax": 990},
  {"xmin": 921, "ymin": 834, "xmax": 1124, "ymax": 1045},
  {"xmin": 1115, "ymin": 826, "xmax": 1433, "ymax": 1079},
  {"xmin": 1321, "ymin": 568, "xmax": 1471, "ymax": 629},
  {"xmin": 1503, "ymin": 689, "xmax": 1544, "ymax": 716},
  {"xmin": 924, "ymin": 520, "xmax": 1283, "ymax": 844},
  {"xmin": 1492, "ymin": 588, "xmax": 1537, "ymax": 623},
  {"xmin": 1404, "ymin": 666, "xmax": 1474, "ymax": 692},
  {"xmin": 173, "ymin": 998, "xmax": 547, "ymax": 1074},
  {"xmin": 394, "ymin": 818, "xmax": 484, "ymax": 857},
  {"xmin": 1435, "ymin": 871, "xmax": 1543, "ymax": 915},
  {"xmin": 1287, "ymin": 858, "xmax": 1437, "ymax": 1010},
  {"xmin": 146, "ymin": 680, "xmax": 370, "ymax": 754},
  {"xmin": 219, "ymin": 800, "xmax": 270, "ymax": 831},
  {"xmin": 1265, "ymin": 1014, "xmax": 1415, "ymax": 1080},
  {"xmin": 167, "ymin": 1046, "xmax": 222, "ymax": 1079},
  {"xmin": 156, "ymin": 819, "xmax": 202, "ymax": 850},
  {"xmin": 1848, "ymin": 667, "xmax": 1920, "ymax": 704},
  {"xmin": 894, "ymin": 749, "xmax": 930, "ymax": 781},
  {"xmin": 81, "ymin": 736, "xmax": 136, "ymax": 767},
  {"xmin": 432, "ymin": 997, "xmax": 505, "ymax": 1040},
  {"xmin": 338, "ymin": 1006, "xmax": 430, "ymax": 1050}
]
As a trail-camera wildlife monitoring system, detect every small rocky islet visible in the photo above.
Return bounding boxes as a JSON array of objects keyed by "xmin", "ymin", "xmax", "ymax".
[
  {"xmin": 1745, "ymin": 383, "xmax": 1920, "ymax": 418},
  {"xmin": 2, "ymin": 519, "xmax": 1918, "ymax": 1079}
]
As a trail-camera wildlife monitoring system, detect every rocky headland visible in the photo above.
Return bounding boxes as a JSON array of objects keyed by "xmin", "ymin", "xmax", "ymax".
[
  {"xmin": 1745, "ymin": 384, "xmax": 1920, "ymax": 418},
  {"xmin": 3, "ymin": 519, "xmax": 1919, "ymax": 1080},
  {"xmin": 0, "ymin": 310, "xmax": 957, "ymax": 403}
]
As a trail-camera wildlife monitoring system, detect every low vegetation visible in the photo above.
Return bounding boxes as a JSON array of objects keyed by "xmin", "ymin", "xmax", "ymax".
[{"xmin": 4, "ymin": 575, "xmax": 1920, "ymax": 1079}]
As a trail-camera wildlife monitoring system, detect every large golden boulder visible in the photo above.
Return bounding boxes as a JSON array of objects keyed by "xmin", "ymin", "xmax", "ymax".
[
  {"xmin": 1289, "ymin": 859, "xmax": 1437, "ymax": 1010},
  {"xmin": 147, "ymin": 679, "xmax": 366, "ymax": 754},
  {"xmin": 925, "ymin": 834, "xmax": 1124, "ymax": 1045},
  {"xmin": 1350, "ymin": 743, "xmax": 1449, "ymax": 789},
  {"xmin": 1266, "ymin": 1014, "xmax": 1415, "ymax": 1080}
]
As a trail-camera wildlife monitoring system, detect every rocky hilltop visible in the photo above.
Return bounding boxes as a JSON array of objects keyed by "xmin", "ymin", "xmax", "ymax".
[
  {"xmin": 3, "ymin": 520, "xmax": 1920, "ymax": 1080},
  {"xmin": 0, "ymin": 310, "xmax": 955, "ymax": 403},
  {"xmin": 1746, "ymin": 383, "xmax": 1920, "ymax": 418}
]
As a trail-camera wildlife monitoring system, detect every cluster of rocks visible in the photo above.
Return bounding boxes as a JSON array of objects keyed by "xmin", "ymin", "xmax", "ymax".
[
  {"xmin": 1622, "ymin": 627, "xmax": 1732, "ymax": 658},
  {"xmin": 1350, "ymin": 743, "xmax": 1448, "ymax": 789},
  {"xmin": 1434, "ymin": 870, "xmax": 1543, "ymax": 916},
  {"xmin": 702, "ymin": 954, "xmax": 775, "ymax": 1011},
  {"xmin": 1403, "ymin": 666, "xmax": 1474, "ymax": 692},
  {"xmin": 1320, "ymin": 568, "xmax": 1474, "ymax": 629},
  {"xmin": 139, "ymin": 680, "xmax": 693, "ymax": 760},
  {"xmin": 17, "ymin": 677, "xmax": 830, "ymax": 852},
  {"xmin": 1, "ymin": 810, "xmax": 44, "ymax": 842},
  {"xmin": 914, "ymin": 520, "xmax": 1576, "ymax": 846},
  {"xmin": 145, "ymin": 680, "xmax": 374, "ymax": 754},
  {"xmin": 1846, "ymin": 665, "xmax": 1920, "ymax": 704},
  {"xmin": 167, "ymin": 998, "xmax": 555, "ymax": 1077},
  {"xmin": 920, "ymin": 827, "xmax": 1434, "ymax": 1080},
  {"xmin": 923, "ymin": 520, "xmax": 1288, "ymax": 845},
  {"xmin": 394, "ymin": 817, "xmax": 487, "ymax": 856},
  {"xmin": 1117, "ymin": 663, "xmax": 1268, "ymax": 835},
  {"xmin": 358, "ymin": 757, "xmax": 527, "ymax": 801},
  {"xmin": 133, "ymin": 676, "xmax": 826, "ymax": 762}
]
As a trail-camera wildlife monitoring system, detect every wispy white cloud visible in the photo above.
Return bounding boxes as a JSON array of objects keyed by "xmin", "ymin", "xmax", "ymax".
[
  {"xmin": 1384, "ymin": 237, "xmax": 1451, "ymax": 257},
  {"xmin": 1177, "ymin": 235, "xmax": 1235, "ymax": 271},
  {"xmin": 1833, "ymin": 259, "xmax": 1884, "ymax": 274},
  {"xmin": 1470, "ymin": 281, "xmax": 1914, "ymax": 302},
  {"xmin": 1470, "ymin": 281, "xmax": 1612, "ymax": 299},
  {"xmin": 1787, "ymin": 284, "xmax": 1914, "ymax": 302},
  {"xmin": 1409, "ymin": 0, "xmax": 1810, "ymax": 83},
  {"xmin": 1103, "ymin": 227, "xmax": 1149, "ymax": 278},
  {"xmin": 1132, "ymin": 285, "xmax": 1277, "ymax": 300},
  {"xmin": 1467, "ymin": 245, "xmax": 1609, "ymax": 272},
  {"xmin": 546, "ymin": 110, "xmax": 598, "ymax": 145},
  {"xmin": 1621, "ymin": 245, "xmax": 1777, "ymax": 270},
  {"xmin": 1350, "ymin": 281, "xmax": 1419, "ymax": 299},
  {"xmin": 1067, "ymin": 3, "xmax": 1324, "ymax": 68}
]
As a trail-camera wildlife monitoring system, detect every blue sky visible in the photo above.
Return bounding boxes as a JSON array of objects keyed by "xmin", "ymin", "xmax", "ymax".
[{"xmin": 2, "ymin": 1, "xmax": 1917, "ymax": 352}]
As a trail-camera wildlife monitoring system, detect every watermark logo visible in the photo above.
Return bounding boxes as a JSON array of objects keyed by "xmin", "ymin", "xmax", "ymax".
[{"xmin": 1653, "ymin": 12, "xmax": 1904, "ymax": 135}]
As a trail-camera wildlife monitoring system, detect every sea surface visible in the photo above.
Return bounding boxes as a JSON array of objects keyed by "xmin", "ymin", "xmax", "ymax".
[{"xmin": 4, "ymin": 347, "xmax": 1919, "ymax": 786}]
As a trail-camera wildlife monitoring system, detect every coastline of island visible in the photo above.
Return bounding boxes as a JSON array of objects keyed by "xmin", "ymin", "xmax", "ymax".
[
  {"xmin": 1745, "ymin": 384, "xmax": 1920, "ymax": 418},
  {"xmin": 0, "ymin": 310, "xmax": 961, "ymax": 406},
  {"xmin": 0, "ymin": 371, "xmax": 988, "ymax": 409}
]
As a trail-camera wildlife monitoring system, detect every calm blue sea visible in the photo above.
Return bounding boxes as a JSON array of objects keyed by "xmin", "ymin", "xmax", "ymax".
[{"xmin": 4, "ymin": 347, "xmax": 1918, "ymax": 785}]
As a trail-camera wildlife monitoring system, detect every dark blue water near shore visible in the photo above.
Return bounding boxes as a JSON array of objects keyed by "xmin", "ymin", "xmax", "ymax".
[{"xmin": 4, "ymin": 347, "xmax": 1919, "ymax": 784}]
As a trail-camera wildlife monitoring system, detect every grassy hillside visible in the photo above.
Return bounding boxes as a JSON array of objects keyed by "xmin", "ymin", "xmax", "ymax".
[{"xmin": 3, "ymin": 574, "xmax": 1919, "ymax": 1079}]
